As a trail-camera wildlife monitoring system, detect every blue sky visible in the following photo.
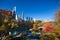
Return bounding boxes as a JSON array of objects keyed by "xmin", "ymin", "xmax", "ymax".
[{"xmin": 0, "ymin": 0, "xmax": 59, "ymax": 21}]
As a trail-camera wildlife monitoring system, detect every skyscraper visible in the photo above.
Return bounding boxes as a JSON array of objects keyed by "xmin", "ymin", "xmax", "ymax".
[
  {"xmin": 22, "ymin": 11, "xmax": 24, "ymax": 20},
  {"xmin": 12, "ymin": 6, "xmax": 16, "ymax": 20},
  {"xmin": 30, "ymin": 17, "xmax": 33, "ymax": 21},
  {"xmin": 26, "ymin": 17, "xmax": 29, "ymax": 21}
]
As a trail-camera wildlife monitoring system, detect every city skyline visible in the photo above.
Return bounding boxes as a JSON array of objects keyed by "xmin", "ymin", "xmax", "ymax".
[{"xmin": 0, "ymin": 0, "xmax": 59, "ymax": 21}]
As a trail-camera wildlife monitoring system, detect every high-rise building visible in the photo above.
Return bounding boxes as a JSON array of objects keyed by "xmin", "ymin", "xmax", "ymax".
[
  {"xmin": 30, "ymin": 17, "xmax": 33, "ymax": 21},
  {"xmin": 28, "ymin": 17, "xmax": 30, "ymax": 21},
  {"xmin": 12, "ymin": 6, "xmax": 16, "ymax": 14},
  {"xmin": 22, "ymin": 11, "xmax": 24, "ymax": 20},
  {"xmin": 13, "ymin": 13, "xmax": 16, "ymax": 19},
  {"xmin": 26, "ymin": 17, "xmax": 33, "ymax": 21},
  {"xmin": 26, "ymin": 17, "xmax": 29, "ymax": 21},
  {"xmin": 12, "ymin": 6, "xmax": 16, "ymax": 19}
]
